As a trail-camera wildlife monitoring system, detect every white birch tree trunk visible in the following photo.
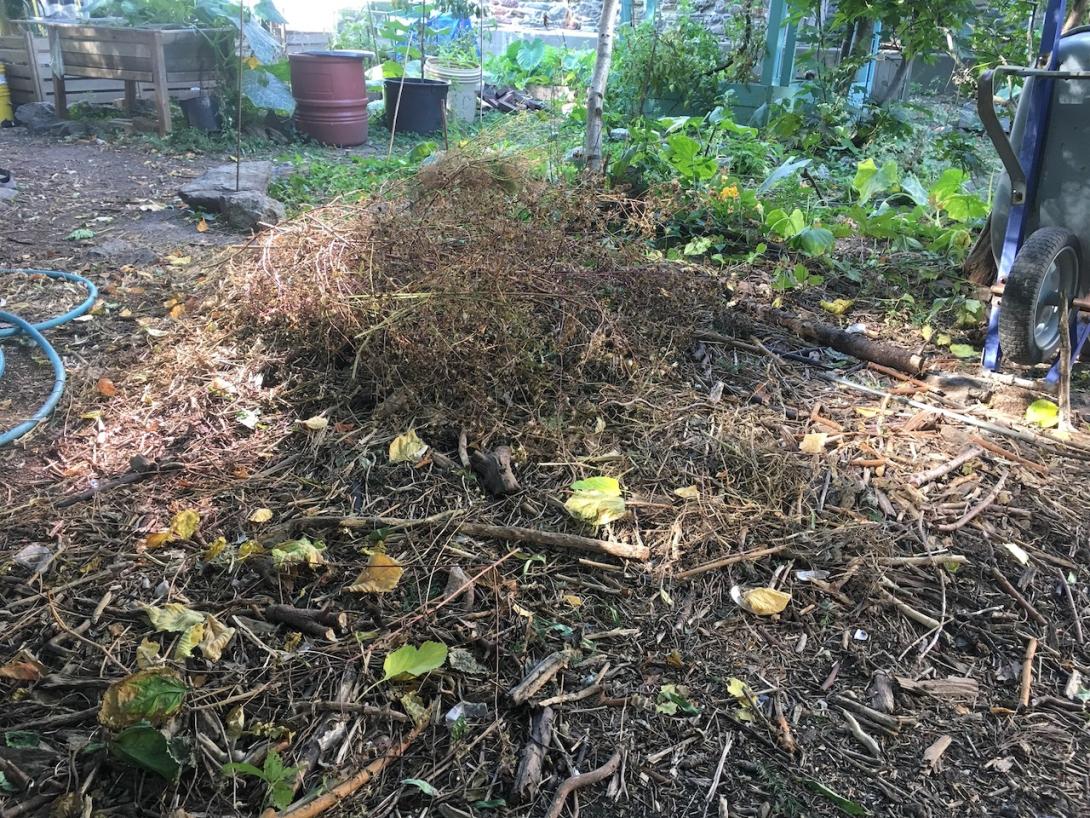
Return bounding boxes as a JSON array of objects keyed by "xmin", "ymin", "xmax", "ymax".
[{"xmin": 582, "ymin": 0, "xmax": 621, "ymax": 174}]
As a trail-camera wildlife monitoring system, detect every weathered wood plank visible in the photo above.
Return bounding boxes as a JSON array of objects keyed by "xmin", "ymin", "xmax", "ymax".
[{"xmin": 61, "ymin": 52, "xmax": 154, "ymax": 73}]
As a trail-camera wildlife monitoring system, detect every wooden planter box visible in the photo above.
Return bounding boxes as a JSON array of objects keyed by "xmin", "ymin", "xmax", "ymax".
[{"xmin": 46, "ymin": 24, "xmax": 230, "ymax": 135}]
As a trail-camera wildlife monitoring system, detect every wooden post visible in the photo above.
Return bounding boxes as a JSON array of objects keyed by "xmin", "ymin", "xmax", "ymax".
[
  {"xmin": 124, "ymin": 79, "xmax": 137, "ymax": 113},
  {"xmin": 24, "ymin": 29, "xmax": 45, "ymax": 103},
  {"xmin": 149, "ymin": 30, "xmax": 171, "ymax": 135},
  {"xmin": 47, "ymin": 25, "xmax": 67, "ymax": 118}
]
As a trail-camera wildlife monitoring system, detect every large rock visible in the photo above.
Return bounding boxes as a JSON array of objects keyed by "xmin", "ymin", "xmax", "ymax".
[
  {"xmin": 219, "ymin": 190, "xmax": 285, "ymax": 231},
  {"xmin": 15, "ymin": 101, "xmax": 59, "ymax": 133},
  {"xmin": 179, "ymin": 161, "xmax": 283, "ymax": 231},
  {"xmin": 179, "ymin": 161, "xmax": 274, "ymax": 210}
]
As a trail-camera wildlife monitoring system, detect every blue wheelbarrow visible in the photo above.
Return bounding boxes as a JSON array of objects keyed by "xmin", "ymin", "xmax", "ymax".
[{"xmin": 979, "ymin": 0, "xmax": 1090, "ymax": 379}]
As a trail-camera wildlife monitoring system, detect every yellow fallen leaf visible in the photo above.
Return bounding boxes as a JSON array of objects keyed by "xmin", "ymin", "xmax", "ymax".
[
  {"xmin": 144, "ymin": 603, "xmax": 205, "ymax": 633},
  {"xmin": 727, "ymin": 677, "xmax": 750, "ymax": 699},
  {"xmin": 346, "ymin": 552, "xmax": 404, "ymax": 593},
  {"xmin": 248, "ymin": 508, "xmax": 274, "ymax": 524},
  {"xmin": 135, "ymin": 638, "xmax": 161, "ymax": 669},
  {"xmin": 799, "ymin": 432, "xmax": 828, "ymax": 454},
  {"xmin": 819, "ymin": 298, "xmax": 854, "ymax": 316},
  {"xmin": 297, "ymin": 415, "xmax": 328, "ymax": 431},
  {"xmin": 198, "ymin": 615, "xmax": 236, "ymax": 662},
  {"xmin": 170, "ymin": 509, "xmax": 200, "ymax": 541},
  {"xmin": 562, "ymin": 594, "xmax": 583, "ymax": 608},
  {"xmin": 196, "ymin": 217, "xmax": 209, "ymax": 233},
  {"xmin": 564, "ymin": 476, "xmax": 626, "ymax": 527},
  {"xmin": 144, "ymin": 531, "xmax": 172, "ymax": 550},
  {"xmin": 169, "ymin": 303, "xmax": 186, "ymax": 319},
  {"xmin": 167, "ymin": 255, "xmax": 191, "ymax": 267},
  {"xmin": 389, "ymin": 429, "xmax": 429, "ymax": 463},
  {"xmin": 238, "ymin": 540, "xmax": 265, "ymax": 560},
  {"xmin": 174, "ymin": 622, "xmax": 205, "ymax": 660},
  {"xmin": 741, "ymin": 586, "xmax": 792, "ymax": 615},
  {"xmin": 1025, "ymin": 399, "xmax": 1059, "ymax": 429},
  {"xmin": 203, "ymin": 536, "xmax": 228, "ymax": 561},
  {"xmin": 673, "ymin": 485, "xmax": 700, "ymax": 500},
  {"xmin": 226, "ymin": 705, "xmax": 245, "ymax": 741}
]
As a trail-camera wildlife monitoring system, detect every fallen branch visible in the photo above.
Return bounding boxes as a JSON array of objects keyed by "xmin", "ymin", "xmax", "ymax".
[
  {"xmin": 878, "ymin": 588, "xmax": 941, "ymax": 630},
  {"xmin": 1019, "ymin": 636, "xmax": 1038, "ymax": 709},
  {"xmin": 674, "ymin": 544, "xmax": 788, "ymax": 581},
  {"xmin": 279, "ymin": 515, "xmax": 648, "ymax": 561},
  {"xmin": 543, "ymin": 749, "xmax": 622, "ymax": 818},
  {"xmin": 935, "ymin": 469, "xmax": 1008, "ymax": 531},
  {"xmin": 908, "ymin": 446, "xmax": 982, "ymax": 487},
  {"xmin": 274, "ymin": 719, "xmax": 428, "ymax": 818},
  {"xmin": 989, "ymin": 565, "xmax": 1047, "ymax": 626},
  {"xmin": 968, "ymin": 434, "xmax": 1049, "ymax": 474},
  {"xmin": 757, "ymin": 307, "xmax": 926, "ymax": 374},
  {"xmin": 54, "ymin": 460, "xmax": 182, "ymax": 508}
]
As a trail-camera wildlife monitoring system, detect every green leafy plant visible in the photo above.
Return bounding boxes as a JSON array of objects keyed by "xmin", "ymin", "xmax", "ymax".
[
  {"xmin": 222, "ymin": 750, "xmax": 301, "ymax": 811},
  {"xmin": 609, "ymin": 10, "xmax": 725, "ymax": 118},
  {"xmin": 435, "ymin": 31, "xmax": 480, "ymax": 68},
  {"xmin": 772, "ymin": 262, "xmax": 824, "ymax": 291},
  {"xmin": 485, "ymin": 38, "xmax": 593, "ymax": 90}
]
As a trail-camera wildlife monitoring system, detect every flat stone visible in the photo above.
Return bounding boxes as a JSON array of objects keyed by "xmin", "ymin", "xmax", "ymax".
[
  {"xmin": 88, "ymin": 237, "xmax": 157, "ymax": 266},
  {"xmin": 178, "ymin": 161, "xmax": 274, "ymax": 210},
  {"xmin": 219, "ymin": 190, "xmax": 285, "ymax": 232}
]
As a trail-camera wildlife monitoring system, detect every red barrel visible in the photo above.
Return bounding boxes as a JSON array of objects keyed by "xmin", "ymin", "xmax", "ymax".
[{"xmin": 289, "ymin": 51, "xmax": 369, "ymax": 146}]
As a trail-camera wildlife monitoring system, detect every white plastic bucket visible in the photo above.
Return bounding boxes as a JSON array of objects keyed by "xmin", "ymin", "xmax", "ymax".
[{"xmin": 424, "ymin": 58, "xmax": 481, "ymax": 124}]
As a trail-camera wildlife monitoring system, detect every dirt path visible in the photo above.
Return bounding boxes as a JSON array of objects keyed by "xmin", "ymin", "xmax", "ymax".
[
  {"xmin": 1, "ymin": 129, "xmax": 238, "ymax": 267},
  {"xmin": 0, "ymin": 131, "xmax": 247, "ymax": 480}
]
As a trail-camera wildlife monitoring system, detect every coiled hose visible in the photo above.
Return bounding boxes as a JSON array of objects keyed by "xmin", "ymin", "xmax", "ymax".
[{"xmin": 0, "ymin": 269, "xmax": 98, "ymax": 446}]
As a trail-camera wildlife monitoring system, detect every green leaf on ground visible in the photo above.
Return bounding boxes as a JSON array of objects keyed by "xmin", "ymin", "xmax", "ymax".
[
  {"xmin": 383, "ymin": 641, "xmax": 448, "ymax": 681},
  {"xmin": 270, "ymin": 537, "xmax": 327, "ymax": 569},
  {"xmin": 403, "ymin": 778, "xmax": 439, "ymax": 796},
  {"xmin": 1025, "ymin": 398, "xmax": 1060, "ymax": 429},
  {"xmin": 110, "ymin": 723, "xmax": 185, "ymax": 781},
  {"xmin": 805, "ymin": 779, "xmax": 869, "ymax": 816}
]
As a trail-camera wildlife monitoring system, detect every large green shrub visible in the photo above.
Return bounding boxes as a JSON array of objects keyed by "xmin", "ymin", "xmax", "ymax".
[{"xmin": 608, "ymin": 14, "xmax": 725, "ymax": 118}]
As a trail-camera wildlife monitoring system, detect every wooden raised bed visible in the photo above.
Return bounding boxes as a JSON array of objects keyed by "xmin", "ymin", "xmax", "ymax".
[{"xmin": 45, "ymin": 24, "xmax": 229, "ymax": 135}]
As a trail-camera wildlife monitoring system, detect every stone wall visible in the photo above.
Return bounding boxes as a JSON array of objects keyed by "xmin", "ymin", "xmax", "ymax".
[{"xmin": 490, "ymin": 0, "xmax": 762, "ymax": 38}]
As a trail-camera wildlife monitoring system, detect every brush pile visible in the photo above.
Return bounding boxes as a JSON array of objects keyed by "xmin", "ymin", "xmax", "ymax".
[{"xmin": 2, "ymin": 151, "xmax": 1089, "ymax": 818}]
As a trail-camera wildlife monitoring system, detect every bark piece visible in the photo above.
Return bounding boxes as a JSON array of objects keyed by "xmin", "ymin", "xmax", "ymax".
[
  {"xmin": 511, "ymin": 706, "xmax": 555, "ymax": 803},
  {"xmin": 509, "ymin": 650, "xmax": 578, "ymax": 705},
  {"xmin": 264, "ymin": 604, "xmax": 341, "ymax": 640},
  {"xmin": 470, "ymin": 446, "xmax": 520, "ymax": 495}
]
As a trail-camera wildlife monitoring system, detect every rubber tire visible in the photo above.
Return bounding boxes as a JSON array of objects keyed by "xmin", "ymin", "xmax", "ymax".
[{"xmin": 999, "ymin": 227, "xmax": 1081, "ymax": 366}]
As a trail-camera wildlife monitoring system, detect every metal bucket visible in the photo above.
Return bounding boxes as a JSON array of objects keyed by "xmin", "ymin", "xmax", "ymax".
[{"xmin": 289, "ymin": 51, "xmax": 369, "ymax": 147}]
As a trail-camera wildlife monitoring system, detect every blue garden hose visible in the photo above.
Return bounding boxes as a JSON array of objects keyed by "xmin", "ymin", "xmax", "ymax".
[{"xmin": 1, "ymin": 269, "xmax": 98, "ymax": 446}]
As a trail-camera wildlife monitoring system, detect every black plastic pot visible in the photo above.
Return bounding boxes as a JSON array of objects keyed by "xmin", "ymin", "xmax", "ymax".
[
  {"xmin": 180, "ymin": 94, "xmax": 221, "ymax": 132},
  {"xmin": 384, "ymin": 77, "xmax": 449, "ymax": 135}
]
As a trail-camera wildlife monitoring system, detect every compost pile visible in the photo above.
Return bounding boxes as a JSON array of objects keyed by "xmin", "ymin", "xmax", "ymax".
[{"xmin": 1, "ymin": 151, "xmax": 1089, "ymax": 818}]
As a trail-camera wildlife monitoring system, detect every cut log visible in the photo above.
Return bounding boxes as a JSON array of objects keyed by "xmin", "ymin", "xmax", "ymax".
[{"xmin": 758, "ymin": 307, "xmax": 926, "ymax": 374}]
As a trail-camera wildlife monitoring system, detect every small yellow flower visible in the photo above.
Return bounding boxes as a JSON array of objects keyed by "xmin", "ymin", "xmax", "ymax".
[{"xmin": 719, "ymin": 184, "xmax": 740, "ymax": 201}]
